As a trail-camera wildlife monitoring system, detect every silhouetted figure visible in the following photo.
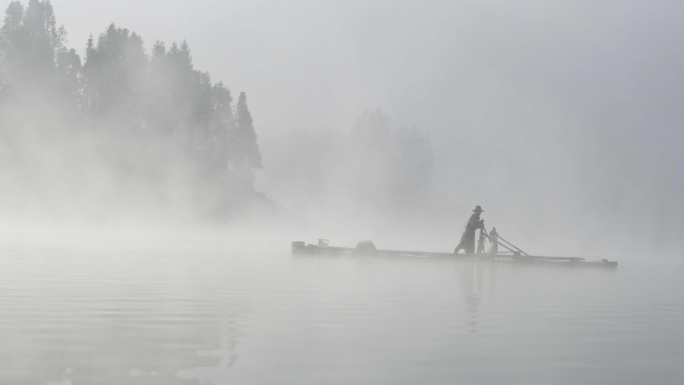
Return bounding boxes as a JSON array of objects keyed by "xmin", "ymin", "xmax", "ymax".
[
  {"xmin": 487, "ymin": 227, "xmax": 499, "ymax": 254},
  {"xmin": 454, "ymin": 206, "xmax": 485, "ymax": 254},
  {"xmin": 476, "ymin": 229, "xmax": 487, "ymax": 254}
]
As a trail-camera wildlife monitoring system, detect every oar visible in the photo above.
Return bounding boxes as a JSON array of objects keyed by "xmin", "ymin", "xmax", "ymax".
[
  {"xmin": 496, "ymin": 234, "xmax": 529, "ymax": 256},
  {"xmin": 481, "ymin": 226, "xmax": 517, "ymax": 254}
]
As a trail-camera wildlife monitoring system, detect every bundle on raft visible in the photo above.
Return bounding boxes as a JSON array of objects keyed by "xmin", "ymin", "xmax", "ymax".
[{"xmin": 291, "ymin": 240, "xmax": 618, "ymax": 269}]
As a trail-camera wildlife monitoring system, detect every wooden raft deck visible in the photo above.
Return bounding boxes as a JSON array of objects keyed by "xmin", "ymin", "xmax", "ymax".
[{"xmin": 291, "ymin": 242, "xmax": 618, "ymax": 268}]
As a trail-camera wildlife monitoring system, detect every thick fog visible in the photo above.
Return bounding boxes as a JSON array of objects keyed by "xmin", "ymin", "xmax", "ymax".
[{"xmin": 1, "ymin": 0, "xmax": 683, "ymax": 258}]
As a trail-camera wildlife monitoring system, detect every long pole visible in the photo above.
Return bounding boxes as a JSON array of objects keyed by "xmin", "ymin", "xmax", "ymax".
[
  {"xmin": 496, "ymin": 235, "xmax": 529, "ymax": 256},
  {"xmin": 482, "ymin": 226, "xmax": 517, "ymax": 254},
  {"xmin": 481, "ymin": 226, "xmax": 529, "ymax": 256}
]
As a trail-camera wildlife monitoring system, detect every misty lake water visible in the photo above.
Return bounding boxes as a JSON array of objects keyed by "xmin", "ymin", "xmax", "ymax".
[{"xmin": 0, "ymin": 233, "xmax": 682, "ymax": 385}]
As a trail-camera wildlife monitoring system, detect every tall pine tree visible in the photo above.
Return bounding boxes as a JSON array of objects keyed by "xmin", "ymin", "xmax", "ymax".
[
  {"xmin": 81, "ymin": 23, "xmax": 147, "ymax": 124},
  {"xmin": 234, "ymin": 92, "xmax": 262, "ymax": 181},
  {"xmin": 1, "ymin": 0, "xmax": 58, "ymax": 88}
]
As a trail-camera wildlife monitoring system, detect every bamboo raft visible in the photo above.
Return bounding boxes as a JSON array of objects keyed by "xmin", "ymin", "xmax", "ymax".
[{"xmin": 291, "ymin": 241, "xmax": 618, "ymax": 268}]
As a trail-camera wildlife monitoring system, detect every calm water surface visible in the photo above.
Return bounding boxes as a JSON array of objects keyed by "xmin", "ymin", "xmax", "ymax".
[{"xmin": 0, "ymin": 237, "xmax": 682, "ymax": 384}]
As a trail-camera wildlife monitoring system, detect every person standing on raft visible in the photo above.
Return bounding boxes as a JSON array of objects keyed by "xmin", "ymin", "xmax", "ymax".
[
  {"xmin": 476, "ymin": 229, "xmax": 487, "ymax": 255},
  {"xmin": 486, "ymin": 227, "xmax": 499, "ymax": 254},
  {"xmin": 454, "ymin": 205, "xmax": 485, "ymax": 254}
]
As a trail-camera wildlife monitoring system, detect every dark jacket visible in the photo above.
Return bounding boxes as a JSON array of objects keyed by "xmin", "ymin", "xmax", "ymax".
[{"xmin": 454, "ymin": 213, "xmax": 484, "ymax": 254}]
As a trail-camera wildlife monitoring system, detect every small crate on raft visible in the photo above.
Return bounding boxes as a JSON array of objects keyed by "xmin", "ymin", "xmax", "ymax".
[{"xmin": 354, "ymin": 240, "xmax": 376, "ymax": 253}]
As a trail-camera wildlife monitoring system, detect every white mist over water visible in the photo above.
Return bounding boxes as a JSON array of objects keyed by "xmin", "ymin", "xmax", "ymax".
[
  {"xmin": 1, "ymin": 0, "xmax": 684, "ymax": 383},
  {"xmin": 1, "ymin": 0, "xmax": 683, "ymax": 254},
  {"xmin": 0, "ymin": 233, "xmax": 682, "ymax": 384}
]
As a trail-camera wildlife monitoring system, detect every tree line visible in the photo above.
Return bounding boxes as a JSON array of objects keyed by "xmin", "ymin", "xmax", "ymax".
[
  {"xmin": 0, "ymin": 0, "xmax": 435, "ymax": 221},
  {"xmin": 259, "ymin": 108, "xmax": 435, "ymax": 217},
  {"xmin": 0, "ymin": 0, "xmax": 262, "ymax": 183}
]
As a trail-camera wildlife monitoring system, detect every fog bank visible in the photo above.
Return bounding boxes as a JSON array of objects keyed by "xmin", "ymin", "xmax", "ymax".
[{"xmin": 2, "ymin": 0, "xmax": 683, "ymax": 258}]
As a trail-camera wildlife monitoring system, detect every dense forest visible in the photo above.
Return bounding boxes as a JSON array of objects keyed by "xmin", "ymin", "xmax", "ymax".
[
  {"xmin": 0, "ymin": 0, "xmax": 436, "ymax": 224},
  {"xmin": 0, "ymin": 0, "xmax": 262, "ymax": 183}
]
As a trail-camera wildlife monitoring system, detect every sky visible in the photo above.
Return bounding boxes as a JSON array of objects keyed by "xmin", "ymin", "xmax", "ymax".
[
  {"xmin": 28, "ymin": 0, "xmax": 682, "ymax": 137},
  {"xmin": 2, "ymin": 0, "xmax": 683, "ymax": 253}
]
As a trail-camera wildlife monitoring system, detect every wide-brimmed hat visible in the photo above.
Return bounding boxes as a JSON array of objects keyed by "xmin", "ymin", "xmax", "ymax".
[{"xmin": 472, "ymin": 205, "xmax": 484, "ymax": 213}]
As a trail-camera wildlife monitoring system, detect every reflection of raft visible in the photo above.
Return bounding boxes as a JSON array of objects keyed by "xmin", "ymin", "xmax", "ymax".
[{"xmin": 291, "ymin": 241, "xmax": 618, "ymax": 268}]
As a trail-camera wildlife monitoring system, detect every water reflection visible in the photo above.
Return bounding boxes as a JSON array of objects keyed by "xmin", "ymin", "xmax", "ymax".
[
  {"xmin": 0, "ymin": 247, "xmax": 253, "ymax": 385},
  {"xmin": 459, "ymin": 259, "xmax": 498, "ymax": 333},
  {"xmin": 1, "ymin": 242, "xmax": 682, "ymax": 385}
]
